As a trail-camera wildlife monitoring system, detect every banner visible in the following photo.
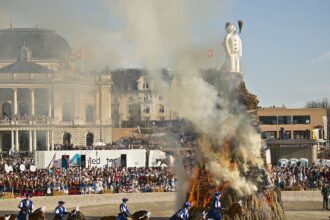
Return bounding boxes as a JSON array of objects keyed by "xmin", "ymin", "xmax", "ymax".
[
  {"xmin": 323, "ymin": 116, "xmax": 328, "ymax": 140},
  {"xmin": 35, "ymin": 149, "xmax": 147, "ymax": 169}
]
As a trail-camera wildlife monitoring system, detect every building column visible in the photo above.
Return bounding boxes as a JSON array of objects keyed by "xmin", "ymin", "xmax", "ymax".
[
  {"xmin": 30, "ymin": 88, "xmax": 35, "ymax": 115},
  {"xmin": 13, "ymin": 88, "xmax": 18, "ymax": 115},
  {"xmin": 46, "ymin": 130, "xmax": 50, "ymax": 151},
  {"xmin": 11, "ymin": 130, "xmax": 14, "ymax": 150},
  {"xmin": 29, "ymin": 130, "xmax": 32, "ymax": 152},
  {"xmin": 51, "ymin": 130, "xmax": 54, "ymax": 151},
  {"xmin": 15, "ymin": 130, "xmax": 19, "ymax": 152},
  {"xmin": 33, "ymin": 130, "xmax": 37, "ymax": 151},
  {"xmin": 48, "ymin": 89, "xmax": 52, "ymax": 117}
]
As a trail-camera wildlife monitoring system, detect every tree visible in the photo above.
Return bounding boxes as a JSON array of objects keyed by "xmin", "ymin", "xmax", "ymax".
[{"xmin": 305, "ymin": 98, "xmax": 329, "ymax": 108}]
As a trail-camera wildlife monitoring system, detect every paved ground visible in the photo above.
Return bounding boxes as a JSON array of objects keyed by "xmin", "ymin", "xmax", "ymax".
[{"xmin": 1, "ymin": 192, "xmax": 330, "ymax": 220}]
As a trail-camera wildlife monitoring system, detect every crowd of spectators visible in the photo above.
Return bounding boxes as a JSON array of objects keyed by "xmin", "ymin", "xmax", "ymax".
[
  {"xmin": 271, "ymin": 164, "xmax": 330, "ymax": 191},
  {"xmin": 54, "ymin": 132, "xmax": 198, "ymax": 151},
  {"xmin": 0, "ymin": 157, "xmax": 176, "ymax": 197},
  {"xmin": 0, "ymin": 113, "xmax": 11, "ymax": 121},
  {"xmin": 0, "ymin": 113, "xmax": 50, "ymax": 122}
]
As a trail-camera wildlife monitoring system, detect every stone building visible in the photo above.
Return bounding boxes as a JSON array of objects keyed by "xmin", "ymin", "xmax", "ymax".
[
  {"xmin": 0, "ymin": 27, "xmax": 112, "ymax": 152},
  {"xmin": 110, "ymin": 69, "xmax": 178, "ymax": 128}
]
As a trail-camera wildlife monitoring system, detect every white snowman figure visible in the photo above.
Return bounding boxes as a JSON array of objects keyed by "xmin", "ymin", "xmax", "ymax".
[{"xmin": 222, "ymin": 21, "xmax": 242, "ymax": 73}]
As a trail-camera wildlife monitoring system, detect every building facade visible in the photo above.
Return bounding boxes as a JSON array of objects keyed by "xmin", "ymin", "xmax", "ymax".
[
  {"xmin": 0, "ymin": 28, "xmax": 112, "ymax": 153},
  {"xmin": 110, "ymin": 69, "xmax": 178, "ymax": 128},
  {"xmin": 257, "ymin": 107, "xmax": 327, "ymax": 140}
]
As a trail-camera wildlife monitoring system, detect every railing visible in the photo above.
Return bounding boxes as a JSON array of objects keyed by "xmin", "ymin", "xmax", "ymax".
[{"xmin": 0, "ymin": 116, "xmax": 52, "ymax": 125}]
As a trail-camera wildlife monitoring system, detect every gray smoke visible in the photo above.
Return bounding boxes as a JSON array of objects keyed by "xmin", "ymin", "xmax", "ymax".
[{"xmin": 116, "ymin": 0, "xmax": 263, "ymax": 199}]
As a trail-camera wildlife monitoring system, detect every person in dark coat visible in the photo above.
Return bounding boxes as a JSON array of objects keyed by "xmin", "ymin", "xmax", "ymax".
[
  {"xmin": 207, "ymin": 192, "xmax": 225, "ymax": 220},
  {"xmin": 54, "ymin": 201, "xmax": 68, "ymax": 220},
  {"xmin": 169, "ymin": 201, "xmax": 191, "ymax": 220},
  {"xmin": 17, "ymin": 193, "xmax": 33, "ymax": 220},
  {"xmin": 117, "ymin": 198, "xmax": 131, "ymax": 220},
  {"xmin": 321, "ymin": 183, "xmax": 330, "ymax": 210}
]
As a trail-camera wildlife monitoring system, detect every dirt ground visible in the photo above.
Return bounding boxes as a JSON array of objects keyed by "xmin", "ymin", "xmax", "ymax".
[{"xmin": 1, "ymin": 192, "xmax": 330, "ymax": 220}]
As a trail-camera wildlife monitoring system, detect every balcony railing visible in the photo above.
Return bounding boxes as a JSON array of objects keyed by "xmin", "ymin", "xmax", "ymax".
[{"xmin": 0, "ymin": 115, "xmax": 52, "ymax": 125}]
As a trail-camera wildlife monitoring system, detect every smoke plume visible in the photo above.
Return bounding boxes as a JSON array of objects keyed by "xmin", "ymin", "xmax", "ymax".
[{"xmin": 116, "ymin": 0, "xmax": 263, "ymax": 200}]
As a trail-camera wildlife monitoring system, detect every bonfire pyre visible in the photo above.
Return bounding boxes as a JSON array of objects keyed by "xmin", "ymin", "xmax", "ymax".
[{"xmin": 183, "ymin": 72, "xmax": 286, "ymax": 220}]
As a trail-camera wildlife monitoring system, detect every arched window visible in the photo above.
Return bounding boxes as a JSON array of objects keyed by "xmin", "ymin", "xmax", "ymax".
[
  {"xmin": 19, "ymin": 131, "xmax": 29, "ymax": 152},
  {"xmin": 2, "ymin": 102, "xmax": 11, "ymax": 117},
  {"xmin": 19, "ymin": 102, "xmax": 29, "ymax": 116},
  {"xmin": 0, "ymin": 131, "xmax": 12, "ymax": 151},
  {"xmin": 63, "ymin": 132, "xmax": 71, "ymax": 145},
  {"xmin": 85, "ymin": 105, "xmax": 94, "ymax": 122},
  {"xmin": 86, "ymin": 132, "xmax": 94, "ymax": 146},
  {"xmin": 62, "ymin": 102, "xmax": 74, "ymax": 121}
]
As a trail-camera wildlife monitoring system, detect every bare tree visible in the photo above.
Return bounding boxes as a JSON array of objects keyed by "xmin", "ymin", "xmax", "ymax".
[{"xmin": 305, "ymin": 98, "xmax": 329, "ymax": 108}]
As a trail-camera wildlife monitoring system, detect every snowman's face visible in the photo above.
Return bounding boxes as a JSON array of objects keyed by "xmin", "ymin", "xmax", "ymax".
[{"xmin": 225, "ymin": 24, "xmax": 236, "ymax": 33}]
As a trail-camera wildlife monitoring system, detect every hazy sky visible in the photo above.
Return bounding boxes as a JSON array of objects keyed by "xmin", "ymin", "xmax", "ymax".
[{"xmin": 0, "ymin": 0, "xmax": 329, "ymax": 108}]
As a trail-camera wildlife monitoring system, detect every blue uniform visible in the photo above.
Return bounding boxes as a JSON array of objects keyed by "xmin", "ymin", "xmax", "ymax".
[
  {"xmin": 170, "ymin": 207, "xmax": 189, "ymax": 220},
  {"xmin": 17, "ymin": 199, "xmax": 33, "ymax": 220},
  {"xmin": 54, "ymin": 206, "xmax": 68, "ymax": 220},
  {"xmin": 117, "ymin": 203, "xmax": 130, "ymax": 220},
  {"xmin": 207, "ymin": 197, "xmax": 224, "ymax": 220}
]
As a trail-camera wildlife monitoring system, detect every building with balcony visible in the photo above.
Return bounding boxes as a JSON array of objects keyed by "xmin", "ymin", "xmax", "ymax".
[
  {"xmin": 0, "ymin": 28, "xmax": 112, "ymax": 153},
  {"xmin": 110, "ymin": 69, "xmax": 178, "ymax": 128}
]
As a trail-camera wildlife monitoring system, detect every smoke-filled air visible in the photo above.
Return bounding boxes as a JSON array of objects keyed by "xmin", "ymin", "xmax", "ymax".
[{"xmin": 115, "ymin": 0, "xmax": 264, "ymax": 202}]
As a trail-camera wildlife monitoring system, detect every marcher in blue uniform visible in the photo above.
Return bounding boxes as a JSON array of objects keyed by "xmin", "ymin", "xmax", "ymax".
[
  {"xmin": 169, "ymin": 201, "xmax": 191, "ymax": 220},
  {"xmin": 17, "ymin": 193, "xmax": 33, "ymax": 220},
  {"xmin": 54, "ymin": 201, "xmax": 68, "ymax": 220},
  {"xmin": 117, "ymin": 198, "xmax": 131, "ymax": 220},
  {"xmin": 207, "ymin": 192, "xmax": 225, "ymax": 220}
]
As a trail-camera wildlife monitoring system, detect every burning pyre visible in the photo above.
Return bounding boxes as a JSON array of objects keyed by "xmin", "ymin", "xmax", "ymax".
[{"xmin": 182, "ymin": 74, "xmax": 286, "ymax": 220}]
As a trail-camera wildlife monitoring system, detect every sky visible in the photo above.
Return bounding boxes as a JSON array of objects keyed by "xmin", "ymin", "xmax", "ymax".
[{"xmin": 0, "ymin": 0, "xmax": 329, "ymax": 108}]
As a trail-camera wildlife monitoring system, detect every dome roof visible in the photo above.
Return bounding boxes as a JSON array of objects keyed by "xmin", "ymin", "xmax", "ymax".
[{"xmin": 0, "ymin": 28, "xmax": 71, "ymax": 60}]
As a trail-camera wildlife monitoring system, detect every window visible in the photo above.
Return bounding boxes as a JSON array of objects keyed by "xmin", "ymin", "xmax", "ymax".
[
  {"xmin": 144, "ymin": 94, "xmax": 149, "ymax": 102},
  {"xmin": 128, "ymin": 106, "xmax": 134, "ymax": 114},
  {"xmin": 143, "ymin": 106, "xmax": 150, "ymax": 114},
  {"xmin": 278, "ymin": 116, "xmax": 291, "ymax": 124},
  {"xmin": 259, "ymin": 116, "xmax": 277, "ymax": 125},
  {"xmin": 261, "ymin": 131, "xmax": 277, "ymax": 139},
  {"xmin": 86, "ymin": 133, "xmax": 94, "ymax": 146},
  {"xmin": 285, "ymin": 131, "xmax": 292, "ymax": 139},
  {"xmin": 62, "ymin": 102, "xmax": 74, "ymax": 121},
  {"xmin": 128, "ymin": 96, "xmax": 133, "ymax": 103},
  {"xmin": 113, "ymin": 96, "xmax": 119, "ymax": 104},
  {"xmin": 143, "ymin": 83, "xmax": 149, "ymax": 89},
  {"xmin": 293, "ymin": 130, "xmax": 310, "ymax": 139},
  {"xmin": 85, "ymin": 106, "xmax": 94, "ymax": 122},
  {"xmin": 159, "ymin": 105, "xmax": 165, "ymax": 113},
  {"xmin": 292, "ymin": 115, "xmax": 310, "ymax": 124}
]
